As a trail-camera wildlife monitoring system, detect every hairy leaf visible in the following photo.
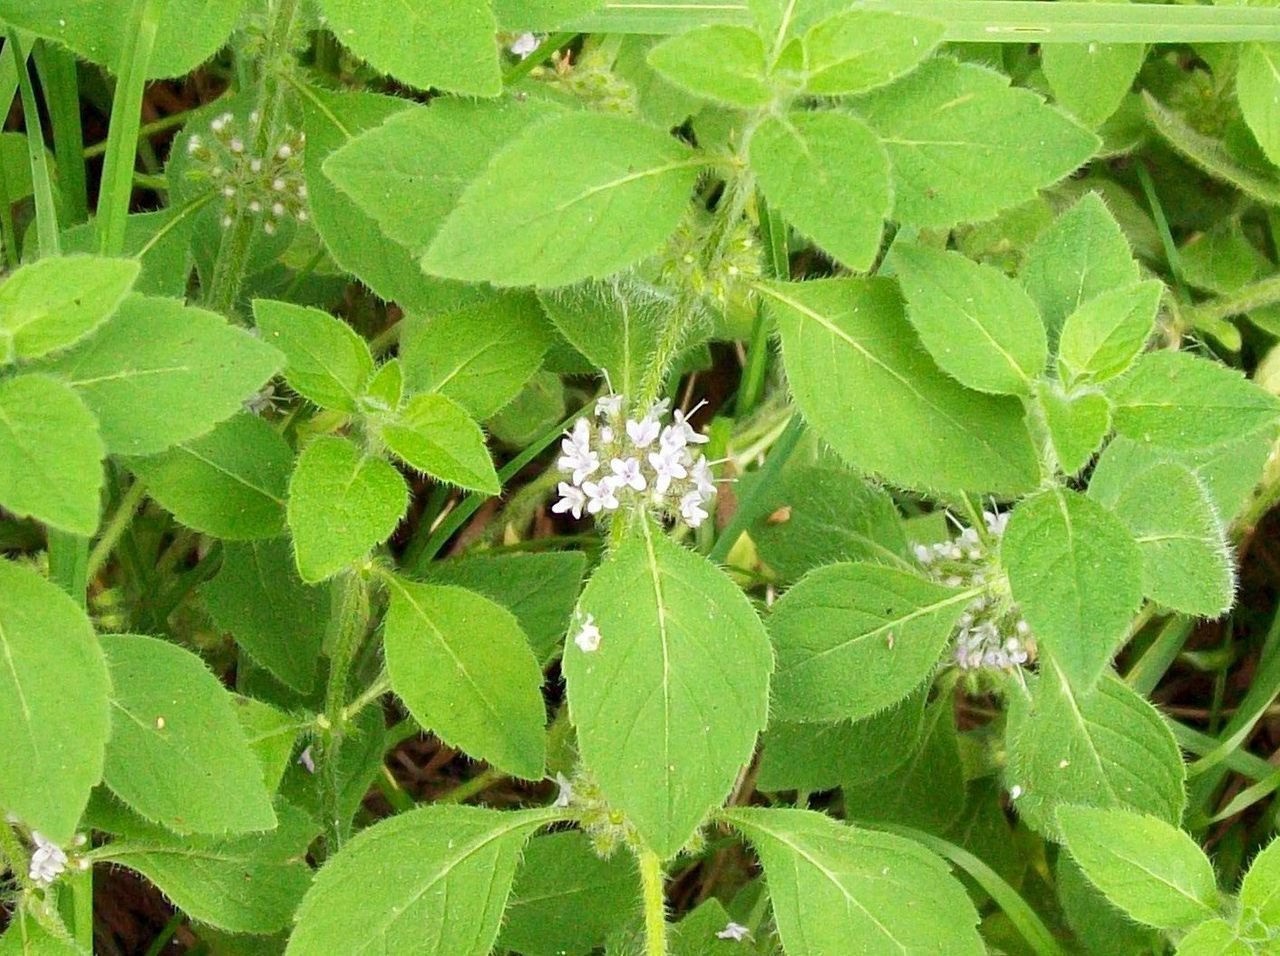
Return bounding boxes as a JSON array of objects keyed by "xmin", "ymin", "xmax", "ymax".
[
  {"xmin": 801, "ymin": 9, "xmax": 943, "ymax": 95},
  {"xmin": 379, "ymin": 393, "xmax": 500, "ymax": 495},
  {"xmin": 0, "ymin": 255, "xmax": 138, "ymax": 364},
  {"xmin": 253, "ymin": 300, "xmax": 374, "ymax": 413},
  {"xmin": 647, "ymin": 25, "xmax": 772, "ymax": 108}
]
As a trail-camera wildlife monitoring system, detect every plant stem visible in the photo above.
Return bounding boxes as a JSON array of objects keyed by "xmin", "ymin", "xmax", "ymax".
[
  {"xmin": 638, "ymin": 847, "xmax": 668, "ymax": 956},
  {"xmin": 0, "ymin": 823, "xmax": 34, "ymax": 892},
  {"xmin": 1187, "ymin": 271, "xmax": 1280, "ymax": 327},
  {"xmin": 205, "ymin": 0, "xmax": 301, "ymax": 314},
  {"xmin": 85, "ymin": 480, "xmax": 148, "ymax": 584},
  {"xmin": 319, "ymin": 571, "xmax": 371, "ymax": 850},
  {"xmin": 97, "ymin": 0, "xmax": 163, "ymax": 256},
  {"xmin": 9, "ymin": 29, "xmax": 60, "ymax": 256},
  {"xmin": 736, "ymin": 193, "xmax": 786, "ymax": 417},
  {"xmin": 84, "ymin": 102, "xmax": 218, "ymax": 159},
  {"xmin": 33, "ymin": 43, "xmax": 88, "ymax": 224},
  {"xmin": 435, "ymin": 768, "xmax": 507, "ymax": 805},
  {"xmin": 68, "ymin": 868, "xmax": 94, "ymax": 951},
  {"xmin": 340, "ymin": 670, "xmax": 390, "ymax": 723}
]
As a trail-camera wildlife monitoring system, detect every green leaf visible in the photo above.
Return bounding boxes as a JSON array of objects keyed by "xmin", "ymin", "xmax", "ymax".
[
  {"xmin": 0, "ymin": 913, "xmax": 86, "ymax": 955},
  {"xmin": 0, "ymin": 560, "xmax": 110, "ymax": 843},
  {"xmin": 1057, "ymin": 280, "xmax": 1161, "ymax": 385},
  {"xmin": 647, "ymin": 25, "xmax": 772, "ymax": 108},
  {"xmin": 202, "ymin": 538, "xmax": 329, "ymax": 693},
  {"xmin": 1103, "ymin": 461, "xmax": 1235, "ymax": 617},
  {"xmin": 99, "ymin": 634, "xmax": 276, "ymax": 835},
  {"xmin": 669, "ymin": 898, "xmax": 764, "ymax": 956},
  {"xmin": 801, "ymin": 9, "xmax": 943, "ymax": 96},
  {"xmin": 125, "ymin": 413, "xmax": 291, "ymax": 541},
  {"xmin": 1043, "ymin": 38, "xmax": 1145, "ymax": 129},
  {"xmin": 853, "ymin": 58, "xmax": 1097, "ymax": 228},
  {"xmin": 379, "ymin": 393, "xmax": 501, "ymax": 495},
  {"xmin": 1142, "ymin": 92, "xmax": 1280, "ymax": 208},
  {"xmin": 400, "ymin": 293, "xmax": 551, "ymax": 419},
  {"xmin": 1058, "ymin": 855, "xmax": 1163, "ymax": 956},
  {"xmin": 317, "ymin": 0, "xmax": 500, "ymax": 96},
  {"xmin": 769, "ymin": 561, "xmax": 971, "ymax": 723},
  {"xmin": 1240, "ymin": 837, "xmax": 1280, "ymax": 926},
  {"xmin": 724, "ymin": 807, "xmax": 985, "ymax": 955},
  {"xmin": 1003, "ymin": 487, "xmax": 1143, "ymax": 691},
  {"xmin": 758, "ymin": 689, "xmax": 927, "ymax": 792},
  {"xmin": 99, "ymin": 801, "xmax": 316, "ymax": 934},
  {"xmin": 1089, "ymin": 432, "xmax": 1275, "ymax": 526},
  {"xmin": 363, "ymin": 359, "xmax": 404, "ymax": 413},
  {"xmin": 498, "ymin": 831, "xmax": 640, "ymax": 956},
  {"xmin": 301, "ymin": 87, "xmax": 482, "ymax": 314},
  {"xmin": 1236, "ymin": 44, "xmax": 1280, "ymax": 167},
  {"xmin": 384, "ymin": 577, "xmax": 547, "ymax": 780},
  {"xmin": 286, "ymin": 805, "xmax": 556, "ymax": 956},
  {"xmin": 61, "ymin": 209, "xmax": 195, "ymax": 299},
  {"xmin": 748, "ymin": 461, "xmax": 911, "ymax": 581},
  {"xmin": 538, "ymin": 279, "xmax": 663, "ymax": 397},
  {"xmin": 1021, "ymin": 192, "xmax": 1139, "ymax": 343},
  {"xmin": 33, "ymin": 295, "xmax": 283, "ymax": 456},
  {"xmin": 1175, "ymin": 919, "xmax": 1253, "ymax": 956},
  {"xmin": 286, "ymin": 436, "xmax": 408, "ymax": 583},
  {"xmin": 749, "ymin": 111, "xmax": 891, "ymax": 272},
  {"xmin": 1037, "ymin": 381, "xmax": 1112, "ymax": 477},
  {"xmin": 493, "ymin": 0, "xmax": 604, "ymax": 30},
  {"xmin": 421, "ymin": 112, "xmax": 702, "ymax": 288},
  {"xmin": 234, "ymin": 696, "xmax": 300, "ymax": 795},
  {"xmin": 1057, "ymin": 805, "xmax": 1219, "ymax": 930},
  {"xmin": 891, "ymin": 242, "xmax": 1047, "ymax": 394},
  {"xmin": 324, "ymin": 97, "xmax": 564, "ymax": 257},
  {"xmin": 1004, "ymin": 670, "xmax": 1186, "ymax": 841},
  {"xmin": 0, "ymin": 0, "xmax": 246, "ymax": 79},
  {"xmin": 0, "ymin": 255, "xmax": 138, "ymax": 364},
  {"xmin": 0, "ymin": 374, "xmax": 104, "ymax": 535},
  {"xmin": 1110, "ymin": 351, "xmax": 1280, "ymax": 452},
  {"xmin": 564, "ymin": 519, "xmax": 772, "ymax": 858},
  {"xmin": 424, "ymin": 551, "xmax": 587, "ymax": 663},
  {"xmin": 766, "ymin": 277, "xmax": 1040, "ymax": 494},
  {"xmin": 841, "ymin": 697, "xmax": 967, "ymax": 832},
  {"xmin": 252, "ymin": 300, "xmax": 374, "ymax": 413}
]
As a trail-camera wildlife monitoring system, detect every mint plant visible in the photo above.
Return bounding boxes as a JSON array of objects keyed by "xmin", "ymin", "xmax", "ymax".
[{"xmin": 3, "ymin": 1, "xmax": 1280, "ymax": 954}]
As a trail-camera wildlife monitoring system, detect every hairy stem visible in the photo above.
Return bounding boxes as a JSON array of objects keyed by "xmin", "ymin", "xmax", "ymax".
[
  {"xmin": 205, "ymin": 0, "xmax": 301, "ymax": 314},
  {"xmin": 319, "ymin": 570, "xmax": 371, "ymax": 851},
  {"xmin": 1187, "ymin": 271, "xmax": 1280, "ymax": 327},
  {"xmin": 638, "ymin": 846, "xmax": 668, "ymax": 956}
]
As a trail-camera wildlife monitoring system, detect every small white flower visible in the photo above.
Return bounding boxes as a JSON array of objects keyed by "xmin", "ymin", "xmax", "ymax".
[
  {"xmin": 186, "ymin": 134, "xmax": 202, "ymax": 155},
  {"xmin": 557, "ymin": 419, "xmax": 599, "ymax": 484},
  {"xmin": 298, "ymin": 184, "xmax": 308, "ymax": 199},
  {"xmin": 272, "ymin": 201, "xmax": 286, "ymax": 217},
  {"xmin": 222, "ymin": 185, "xmax": 235, "ymax": 199},
  {"xmin": 574, "ymin": 614, "xmax": 602, "ymax": 652},
  {"xmin": 626, "ymin": 415, "xmax": 660, "ymax": 449},
  {"xmin": 659, "ymin": 423, "xmax": 687, "ymax": 451},
  {"xmin": 648, "ymin": 447, "xmax": 688, "ymax": 494},
  {"xmin": 611, "ymin": 457, "xmax": 646, "ymax": 492},
  {"xmin": 249, "ymin": 200, "xmax": 262, "ymax": 213},
  {"xmin": 296, "ymin": 210, "xmax": 308, "ymax": 223},
  {"xmin": 210, "ymin": 115, "xmax": 227, "ymax": 133},
  {"xmin": 913, "ymin": 544, "xmax": 933, "ymax": 564},
  {"xmin": 263, "ymin": 221, "xmax": 276, "ymax": 236},
  {"xmin": 716, "ymin": 921, "xmax": 751, "ymax": 942},
  {"xmin": 596, "ymin": 393, "xmax": 624, "ymax": 419},
  {"xmin": 983, "ymin": 510, "xmax": 1009, "ymax": 536},
  {"xmin": 1009, "ymin": 785, "xmax": 1023, "ymax": 800},
  {"xmin": 250, "ymin": 158, "xmax": 263, "ymax": 173},
  {"xmin": 277, "ymin": 143, "xmax": 293, "ymax": 160},
  {"xmin": 599, "ymin": 425, "xmax": 615, "ymax": 444},
  {"xmin": 28, "ymin": 832, "xmax": 67, "ymax": 887},
  {"xmin": 552, "ymin": 482, "xmax": 587, "ymax": 520},
  {"xmin": 552, "ymin": 771, "xmax": 574, "ymax": 807},
  {"xmin": 690, "ymin": 456, "xmax": 716, "ymax": 499},
  {"xmin": 670, "ymin": 405, "xmax": 710, "ymax": 445},
  {"xmin": 583, "ymin": 478, "xmax": 620, "ymax": 515},
  {"xmin": 679, "ymin": 490, "xmax": 709, "ymax": 527},
  {"xmin": 272, "ymin": 177, "xmax": 287, "ymax": 191},
  {"xmin": 648, "ymin": 398, "xmax": 671, "ymax": 419},
  {"xmin": 298, "ymin": 745, "xmax": 316, "ymax": 774},
  {"xmin": 229, "ymin": 137, "xmax": 245, "ymax": 153},
  {"xmin": 511, "ymin": 31, "xmax": 539, "ymax": 58}
]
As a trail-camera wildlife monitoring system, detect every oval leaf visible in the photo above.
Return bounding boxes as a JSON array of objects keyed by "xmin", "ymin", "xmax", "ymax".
[
  {"xmin": 0, "ymin": 255, "xmax": 138, "ymax": 363},
  {"xmin": 380, "ymin": 393, "xmax": 501, "ymax": 495}
]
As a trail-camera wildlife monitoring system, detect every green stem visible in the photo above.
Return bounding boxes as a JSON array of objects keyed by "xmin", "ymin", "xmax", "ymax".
[
  {"xmin": 205, "ymin": 0, "xmax": 301, "ymax": 314},
  {"xmin": 637, "ymin": 846, "xmax": 668, "ymax": 956},
  {"xmin": 68, "ymin": 868, "xmax": 94, "ymax": 952},
  {"xmin": 0, "ymin": 823, "xmax": 36, "ymax": 893},
  {"xmin": 708, "ymin": 414, "xmax": 804, "ymax": 563},
  {"xmin": 1187, "ymin": 271, "xmax": 1280, "ymax": 327},
  {"xmin": 340, "ymin": 670, "xmax": 390, "ymax": 723},
  {"xmin": 736, "ymin": 193, "xmax": 786, "ymax": 417},
  {"xmin": 435, "ymin": 768, "xmax": 507, "ymax": 805},
  {"xmin": 9, "ymin": 29, "xmax": 60, "ymax": 256},
  {"xmin": 33, "ymin": 42, "xmax": 88, "ymax": 224},
  {"xmin": 142, "ymin": 913, "xmax": 183, "ymax": 956},
  {"xmin": 84, "ymin": 102, "xmax": 218, "ymax": 159},
  {"xmin": 319, "ymin": 571, "xmax": 371, "ymax": 850},
  {"xmin": 0, "ymin": 129, "xmax": 17, "ymax": 268},
  {"xmin": 97, "ymin": 0, "xmax": 163, "ymax": 256},
  {"xmin": 85, "ymin": 479, "xmax": 148, "ymax": 584}
]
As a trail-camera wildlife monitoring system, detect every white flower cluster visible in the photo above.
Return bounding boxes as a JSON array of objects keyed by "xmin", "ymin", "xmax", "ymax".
[
  {"xmin": 186, "ymin": 110, "xmax": 308, "ymax": 236},
  {"xmin": 28, "ymin": 831, "xmax": 67, "ymax": 886},
  {"xmin": 553, "ymin": 396, "xmax": 717, "ymax": 528},
  {"xmin": 916, "ymin": 511, "xmax": 1035, "ymax": 673},
  {"xmin": 510, "ymin": 32, "xmax": 540, "ymax": 58}
]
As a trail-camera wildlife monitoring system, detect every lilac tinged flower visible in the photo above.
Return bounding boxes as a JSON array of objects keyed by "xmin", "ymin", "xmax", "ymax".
[
  {"xmin": 611, "ymin": 457, "xmax": 646, "ymax": 492},
  {"xmin": 648, "ymin": 447, "xmax": 688, "ymax": 494},
  {"xmin": 552, "ymin": 482, "xmax": 588, "ymax": 520}
]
